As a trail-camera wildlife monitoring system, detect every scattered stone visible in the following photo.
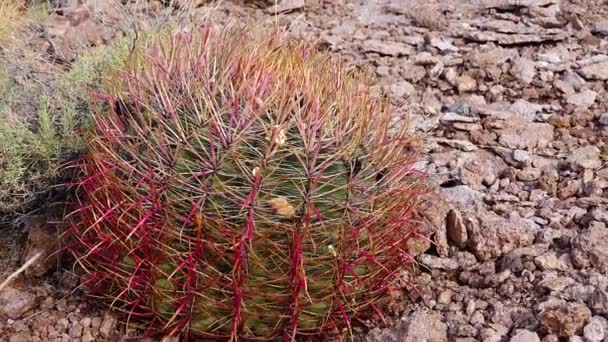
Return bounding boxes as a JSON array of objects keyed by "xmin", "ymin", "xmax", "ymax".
[
  {"xmin": 365, "ymin": 310, "xmax": 448, "ymax": 342},
  {"xmin": 267, "ymin": 0, "xmax": 305, "ymax": 14},
  {"xmin": 535, "ymin": 252, "xmax": 568, "ymax": 271},
  {"xmin": 588, "ymin": 290, "xmax": 608, "ymax": 316},
  {"xmin": 418, "ymin": 254, "xmax": 459, "ymax": 271},
  {"xmin": 510, "ymin": 329, "xmax": 540, "ymax": 342},
  {"xmin": 435, "ymin": 138, "xmax": 477, "ymax": 152},
  {"xmin": 554, "ymin": 79, "xmax": 575, "ymax": 95},
  {"xmin": 99, "ymin": 313, "xmax": 117, "ymax": 339},
  {"xmin": 511, "ymin": 58, "xmax": 536, "ymax": 84},
  {"xmin": 457, "ymin": 75, "xmax": 477, "ymax": 93},
  {"xmin": 579, "ymin": 61, "xmax": 608, "ymax": 80},
  {"xmin": 513, "ymin": 150, "xmax": 532, "ymax": 165},
  {"xmin": 571, "ymin": 223, "xmax": 608, "ymax": 272},
  {"xmin": 566, "ymin": 89, "xmax": 598, "ymax": 107},
  {"xmin": 592, "ymin": 21, "xmax": 608, "ymax": 35},
  {"xmin": 402, "ymin": 310, "xmax": 448, "ymax": 342},
  {"xmin": 465, "ymin": 209, "xmax": 535, "ymax": 260},
  {"xmin": 441, "ymin": 112, "xmax": 479, "ymax": 123},
  {"xmin": 583, "ymin": 316, "xmax": 607, "ymax": 342},
  {"xmin": 498, "ymin": 123, "xmax": 554, "ymax": 149},
  {"xmin": 517, "ymin": 168, "xmax": 541, "ymax": 181},
  {"xmin": 567, "ymin": 145, "xmax": 602, "ymax": 171},
  {"xmin": 0, "ymin": 287, "xmax": 36, "ymax": 319},
  {"xmin": 362, "ymin": 39, "xmax": 412, "ymax": 57},
  {"xmin": 598, "ymin": 113, "xmax": 608, "ymax": 126},
  {"xmin": 390, "ymin": 81, "xmax": 416, "ymax": 99},
  {"xmin": 20, "ymin": 216, "xmax": 59, "ymax": 277},
  {"xmin": 407, "ymin": 236, "xmax": 432, "ymax": 257},
  {"xmin": 442, "ymin": 185, "xmax": 483, "ymax": 208},
  {"xmin": 446, "ymin": 209, "xmax": 467, "ymax": 246},
  {"xmin": 540, "ymin": 303, "xmax": 591, "ymax": 337}
]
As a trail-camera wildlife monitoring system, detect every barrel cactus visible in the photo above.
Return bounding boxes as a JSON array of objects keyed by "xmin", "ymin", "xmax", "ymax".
[{"xmin": 68, "ymin": 26, "xmax": 426, "ymax": 340}]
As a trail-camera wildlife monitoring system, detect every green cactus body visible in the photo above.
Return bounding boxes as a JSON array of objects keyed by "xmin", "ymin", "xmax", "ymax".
[{"xmin": 69, "ymin": 26, "xmax": 425, "ymax": 340}]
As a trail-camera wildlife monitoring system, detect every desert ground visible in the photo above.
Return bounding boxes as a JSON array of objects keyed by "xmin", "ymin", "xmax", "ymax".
[{"xmin": 0, "ymin": 0, "xmax": 607, "ymax": 341}]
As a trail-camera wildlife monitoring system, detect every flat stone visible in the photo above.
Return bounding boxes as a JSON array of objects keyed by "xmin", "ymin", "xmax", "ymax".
[
  {"xmin": 579, "ymin": 61, "xmax": 608, "ymax": 80},
  {"xmin": 267, "ymin": 0, "xmax": 305, "ymax": 14},
  {"xmin": 567, "ymin": 89, "xmax": 598, "ymax": 107},
  {"xmin": 583, "ymin": 316, "xmax": 607, "ymax": 342},
  {"xmin": 0, "ymin": 287, "xmax": 36, "ymax": 319},
  {"xmin": 498, "ymin": 123, "xmax": 554, "ymax": 149},
  {"xmin": 513, "ymin": 150, "xmax": 532, "ymax": 164},
  {"xmin": 435, "ymin": 138, "xmax": 477, "ymax": 151},
  {"xmin": 540, "ymin": 303, "xmax": 591, "ymax": 337},
  {"xmin": 457, "ymin": 75, "xmax": 477, "ymax": 92},
  {"xmin": 517, "ymin": 168, "xmax": 541, "ymax": 181},
  {"xmin": 442, "ymin": 185, "xmax": 483, "ymax": 207},
  {"xmin": 510, "ymin": 329, "xmax": 540, "ymax": 342},
  {"xmin": 362, "ymin": 39, "xmax": 413, "ymax": 56},
  {"xmin": 418, "ymin": 254, "xmax": 459, "ymax": 270},
  {"xmin": 390, "ymin": 81, "xmax": 416, "ymax": 98},
  {"xmin": 599, "ymin": 113, "xmax": 608, "ymax": 126},
  {"xmin": 446, "ymin": 209, "xmax": 468, "ymax": 246},
  {"xmin": 441, "ymin": 112, "xmax": 479, "ymax": 123},
  {"xmin": 511, "ymin": 57, "xmax": 536, "ymax": 84},
  {"xmin": 571, "ymin": 222, "xmax": 608, "ymax": 272},
  {"xmin": 465, "ymin": 209, "xmax": 536, "ymax": 260},
  {"xmin": 592, "ymin": 21, "xmax": 608, "ymax": 35},
  {"xmin": 567, "ymin": 145, "xmax": 601, "ymax": 170}
]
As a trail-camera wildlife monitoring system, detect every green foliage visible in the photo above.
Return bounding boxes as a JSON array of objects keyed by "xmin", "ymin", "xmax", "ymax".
[{"xmin": 0, "ymin": 32, "xmax": 135, "ymax": 211}]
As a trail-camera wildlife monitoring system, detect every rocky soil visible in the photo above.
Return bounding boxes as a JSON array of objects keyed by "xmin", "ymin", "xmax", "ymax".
[{"xmin": 1, "ymin": 0, "xmax": 607, "ymax": 341}]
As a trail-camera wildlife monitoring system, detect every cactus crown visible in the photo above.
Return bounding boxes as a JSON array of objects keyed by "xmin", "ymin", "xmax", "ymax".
[{"xmin": 70, "ymin": 26, "xmax": 425, "ymax": 340}]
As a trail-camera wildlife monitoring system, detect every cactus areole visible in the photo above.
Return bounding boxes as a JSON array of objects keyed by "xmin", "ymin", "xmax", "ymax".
[{"xmin": 68, "ymin": 26, "xmax": 426, "ymax": 340}]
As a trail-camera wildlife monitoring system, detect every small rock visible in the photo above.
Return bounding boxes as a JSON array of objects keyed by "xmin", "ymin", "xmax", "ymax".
[
  {"xmin": 436, "ymin": 138, "xmax": 477, "ymax": 151},
  {"xmin": 579, "ymin": 61, "xmax": 608, "ymax": 80},
  {"xmin": 437, "ymin": 290, "xmax": 453, "ymax": 305},
  {"xmin": 592, "ymin": 21, "xmax": 608, "ymax": 35},
  {"xmin": 446, "ymin": 209, "xmax": 468, "ymax": 246},
  {"xmin": 554, "ymin": 79, "xmax": 575, "ymax": 95},
  {"xmin": 518, "ymin": 168, "xmax": 541, "ymax": 181},
  {"xmin": 498, "ymin": 123, "xmax": 554, "ymax": 150},
  {"xmin": 583, "ymin": 316, "xmax": 607, "ymax": 342},
  {"xmin": 407, "ymin": 236, "xmax": 431, "ymax": 257},
  {"xmin": 99, "ymin": 313, "xmax": 117, "ymax": 339},
  {"xmin": 538, "ymin": 274, "xmax": 576, "ymax": 292},
  {"xmin": 457, "ymin": 75, "xmax": 477, "ymax": 93},
  {"xmin": 418, "ymin": 254, "xmax": 459, "ymax": 271},
  {"xmin": 362, "ymin": 39, "xmax": 412, "ymax": 57},
  {"xmin": 403, "ymin": 310, "xmax": 448, "ymax": 342},
  {"xmin": 511, "ymin": 58, "xmax": 536, "ymax": 84},
  {"xmin": 588, "ymin": 290, "xmax": 608, "ymax": 316},
  {"xmin": 441, "ymin": 112, "xmax": 479, "ymax": 123},
  {"xmin": 540, "ymin": 303, "xmax": 592, "ymax": 337},
  {"xmin": 598, "ymin": 113, "xmax": 608, "ymax": 126},
  {"xmin": 535, "ymin": 252, "xmax": 568, "ymax": 271},
  {"xmin": 0, "ymin": 287, "xmax": 36, "ymax": 319},
  {"xmin": 442, "ymin": 185, "xmax": 483, "ymax": 207},
  {"xmin": 8, "ymin": 334, "xmax": 31, "ymax": 342},
  {"xmin": 510, "ymin": 329, "xmax": 541, "ymax": 342},
  {"xmin": 497, "ymin": 253, "xmax": 524, "ymax": 274},
  {"xmin": 513, "ymin": 150, "xmax": 532, "ymax": 165},
  {"xmin": 465, "ymin": 209, "xmax": 535, "ymax": 260},
  {"xmin": 558, "ymin": 180, "xmax": 581, "ymax": 200},
  {"xmin": 567, "ymin": 90, "xmax": 598, "ymax": 107},
  {"xmin": 571, "ymin": 223, "xmax": 608, "ymax": 272},
  {"xmin": 267, "ymin": 0, "xmax": 305, "ymax": 14},
  {"xmin": 390, "ymin": 81, "xmax": 416, "ymax": 99},
  {"xmin": 567, "ymin": 145, "xmax": 602, "ymax": 171}
]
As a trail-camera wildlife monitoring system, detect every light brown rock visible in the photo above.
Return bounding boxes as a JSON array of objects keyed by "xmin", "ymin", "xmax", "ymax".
[{"xmin": 540, "ymin": 303, "xmax": 591, "ymax": 337}]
